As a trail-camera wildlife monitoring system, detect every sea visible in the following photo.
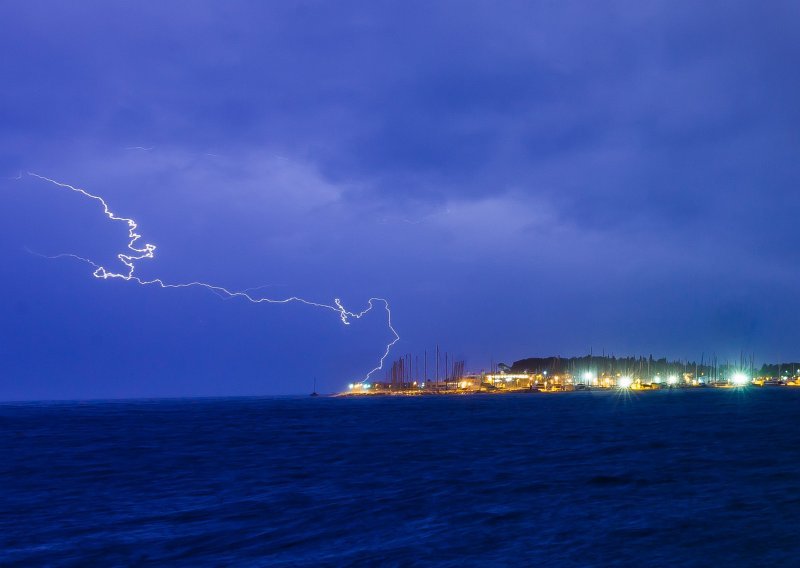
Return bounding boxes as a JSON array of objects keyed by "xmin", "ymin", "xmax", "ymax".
[{"xmin": 2, "ymin": 389, "xmax": 799, "ymax": 566}]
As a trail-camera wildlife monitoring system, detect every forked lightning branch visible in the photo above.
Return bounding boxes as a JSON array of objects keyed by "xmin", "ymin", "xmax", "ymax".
[{"xmin": 25, "ymin": 172, "xmax": 399, "ymax": 381}]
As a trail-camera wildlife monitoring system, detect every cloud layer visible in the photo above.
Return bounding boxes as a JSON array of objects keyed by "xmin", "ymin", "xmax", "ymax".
[{"xmin": 2, "ymin": 1, "xmax": 799, "ymax": 397}]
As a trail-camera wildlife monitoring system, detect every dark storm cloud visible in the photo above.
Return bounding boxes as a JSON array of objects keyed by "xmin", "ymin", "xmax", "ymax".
[
  {"xmin": 3, "ymin": 3, "xmax": 798, "ymax": 209},
  {"xmin": 2, "ymin": 1, "xmax": 799, "ymax": 398}
]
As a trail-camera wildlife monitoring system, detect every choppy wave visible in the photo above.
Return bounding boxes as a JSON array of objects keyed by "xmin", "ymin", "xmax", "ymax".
[{"xmin": 2, "ymin": 389, "xmax": 799, "ymax": 566}]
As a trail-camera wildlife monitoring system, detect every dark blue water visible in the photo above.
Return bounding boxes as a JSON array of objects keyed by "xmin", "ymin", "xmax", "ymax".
[{"xmin": 2, "ymin": 389, "xmax": 800, "ymax": 566}]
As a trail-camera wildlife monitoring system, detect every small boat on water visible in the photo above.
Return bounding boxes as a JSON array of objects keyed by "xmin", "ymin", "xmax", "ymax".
[{"xmin": 310, "ymin": 377, "xmax": 319, "ymax": 397}]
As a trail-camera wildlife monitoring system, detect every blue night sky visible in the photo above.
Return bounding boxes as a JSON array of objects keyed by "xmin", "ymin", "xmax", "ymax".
[{"xmin": 1, "ymin": 2, "xmax": 799, "ymax": 399}]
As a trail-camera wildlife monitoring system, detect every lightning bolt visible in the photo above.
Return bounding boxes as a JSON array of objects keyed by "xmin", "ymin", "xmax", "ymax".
[{"xmin": 25, "ymin": 172, "xmax": 400, "ymax": 382}]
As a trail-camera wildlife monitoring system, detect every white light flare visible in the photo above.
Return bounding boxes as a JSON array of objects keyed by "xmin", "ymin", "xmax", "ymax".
[
  {"xmin": 731, "ymin": 372, "xmax": 749, "ymax": 387},
  {"xmin": 25, "ymin": 172, "xmax": 400, "ymax": 382}
]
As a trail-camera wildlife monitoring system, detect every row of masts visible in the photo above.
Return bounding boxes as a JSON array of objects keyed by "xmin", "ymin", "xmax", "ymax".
[
  {"xmin": 384, "ymin": 348, "xmax": 760, "ymax": 389},
  {"xmin": 386, "ymin": 346, "xmax": 465, "ymax": 388}
]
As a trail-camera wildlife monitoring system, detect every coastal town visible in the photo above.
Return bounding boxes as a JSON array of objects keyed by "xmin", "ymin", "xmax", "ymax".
[{"xmin": 343, "ymin": 353, "xmax": 800, "ymax": 395}]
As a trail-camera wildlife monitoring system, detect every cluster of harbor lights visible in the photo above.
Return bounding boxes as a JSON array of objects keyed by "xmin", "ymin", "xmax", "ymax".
[
  {"xmin": 567, "ymin": 370, "xmax": 752, "ymax": 389},
  {"xmin": 344, "ymin": 369, "xmax": 777, "ymax": 394}
]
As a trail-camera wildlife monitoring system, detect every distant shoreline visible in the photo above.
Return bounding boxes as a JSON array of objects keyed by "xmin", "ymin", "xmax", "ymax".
[{"xmin": 336, "ymin": 384, "xmax": 797, "ymax": 397}]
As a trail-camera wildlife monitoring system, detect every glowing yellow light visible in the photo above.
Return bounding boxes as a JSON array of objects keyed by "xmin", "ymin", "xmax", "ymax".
[{"xmin": 618, "ymin": 376, "xmax": 633, "ymax": 389}]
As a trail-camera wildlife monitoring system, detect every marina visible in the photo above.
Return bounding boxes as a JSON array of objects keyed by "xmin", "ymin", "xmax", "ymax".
[{"xmin": 342, "ymin": 353, "xmax": 800, "ymax": 395}]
